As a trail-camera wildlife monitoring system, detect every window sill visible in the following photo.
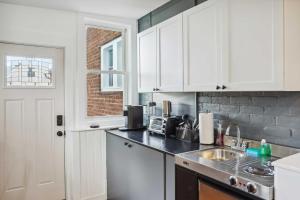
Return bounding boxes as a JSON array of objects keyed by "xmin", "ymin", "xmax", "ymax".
[
  {"xmin": 72, "ymin": 116, "xmax": 125, "ymax": 132},
  {"xmin": 70, "ymin": 124, "xmax": 123, "ymax": 132}
]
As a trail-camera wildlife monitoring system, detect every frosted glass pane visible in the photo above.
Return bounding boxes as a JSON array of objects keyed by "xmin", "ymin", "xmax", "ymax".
[{"xmin": 5, "ymin": 56, "xmax": 54, "ymax": 87}]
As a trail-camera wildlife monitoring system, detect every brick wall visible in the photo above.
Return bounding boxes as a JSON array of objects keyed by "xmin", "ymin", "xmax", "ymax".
[
  {"xmin": 198, "ymin": 92, "xmax": 300, "ymax": 148},
  {"xmin": 86, "ymin": 27, "xmax": 123, "ymax": 116}
]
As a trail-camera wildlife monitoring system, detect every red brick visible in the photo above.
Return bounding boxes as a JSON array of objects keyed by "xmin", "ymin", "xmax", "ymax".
[{"xmin": 86, "ymin": 27, "xmax": 123, "ymax": 116}]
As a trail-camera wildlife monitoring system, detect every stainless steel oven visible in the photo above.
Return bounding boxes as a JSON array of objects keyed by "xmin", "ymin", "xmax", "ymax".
[
  {"xmin": 175, "ymin": 165, "xmax": 262, "ymax": 200},
  {"xmin": 198, "ymin": 178, "xmax": 250, "ymax": 200}
]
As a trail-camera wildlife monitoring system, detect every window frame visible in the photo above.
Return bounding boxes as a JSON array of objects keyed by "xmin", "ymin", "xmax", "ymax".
[
  {"xmin": 76, "ymin": 14, "xmax": 138, "ymax": 128},
  {"xmin": 100, "ymin": 36, "xmax": 125, "ymax": 92}
]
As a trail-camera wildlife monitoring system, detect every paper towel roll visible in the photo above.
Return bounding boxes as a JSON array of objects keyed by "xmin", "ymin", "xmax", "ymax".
[{"xmin": 199, "ymin": 113, "xmax": 214, "ymax": 144}]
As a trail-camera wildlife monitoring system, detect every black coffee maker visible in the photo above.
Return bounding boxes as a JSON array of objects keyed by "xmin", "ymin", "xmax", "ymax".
[{"xmin": 119, "ymin": 105, "xmax": 144, "ymax": 131}]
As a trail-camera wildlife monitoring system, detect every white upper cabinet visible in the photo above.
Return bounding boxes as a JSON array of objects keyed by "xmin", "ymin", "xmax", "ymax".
[
  {"xmin": 183, "ymin": 0, "xmax": 222, "ymax": 91},
  {"xmin": 221, "ymin": 0, "xmax": 284, "ymax": 91},
  {"xmin": 157, "ymin": 14, "xmax": 183, "ymax": 92},
  {"xmin": 138, "ymin": 0, "xmax": 300, "ymax": 92},
  {"xmin": 137, "ymin": 26, "xmax": 157, "ymax": 93},
  {"xmin": 138, "ymin": 14, "xmax": 184, "ymax": 93},
  {"xmin": 284, "ymin": 0, "xmax": 300, "ymax": 91}
]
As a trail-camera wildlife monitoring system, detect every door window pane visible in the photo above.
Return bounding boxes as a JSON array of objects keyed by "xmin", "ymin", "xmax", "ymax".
[{"xmin": 5, "ymin": 56, "xmax": 54, "ymax": 87}]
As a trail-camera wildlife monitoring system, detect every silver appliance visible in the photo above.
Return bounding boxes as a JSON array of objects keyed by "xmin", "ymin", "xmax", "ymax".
[
  {"xmin": 148, "ymin": 116, "xmax": 181, "ymax": 137},
  {"xmin": 148, "ymin": 116, "xmax": 163, "ymax": 134},
  {"xmin": 175, "ymin": 135, "xmax": 300, "ymax": 200},
  {"xmin": 162, "ymin": 100, "xmax": 171, "ymax": 117},
  {"xmin": 176, "ymin": 147, "xmax": 276, "ymax": 200}
]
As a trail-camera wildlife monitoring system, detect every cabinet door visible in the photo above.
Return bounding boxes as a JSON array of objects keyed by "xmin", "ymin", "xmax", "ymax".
[
  {"xmin": 183, "ymin": 0, "xmax": 222, "ymax": 91},
  {"xmin": 157, "ymin": 14, "xmax": 183, "ymax": 92},
  {"xmin": 137, "ymin": 26, "xmax": 157, "ymax": 92},
  {"xmin": 222, "ymin": 0, "xmax": 284, "ymax": 91},
  {"xmin": 128, "ymin": 142, "xmax": 164, "ymax": 200},
  {"xmin": 175, "ymin": 165, "xmax": 198, "ymax": 200},
  {"xmin": 106, "ymin": 134, "xmax": 130, "ymax": 200},
  {"xmin": 166, "ymin": 155, "xmax": 175, "ymax": 200}
]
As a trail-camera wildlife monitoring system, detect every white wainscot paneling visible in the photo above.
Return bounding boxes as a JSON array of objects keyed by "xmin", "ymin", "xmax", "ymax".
[{"xmin": 67, "ymin": 130, "xmax": 107, "ymax": 200}]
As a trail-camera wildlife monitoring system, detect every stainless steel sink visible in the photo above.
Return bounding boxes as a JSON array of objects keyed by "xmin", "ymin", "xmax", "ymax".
[{"xmin": 197, "ymin": 148, "xmax": 245, "ymax": 161}]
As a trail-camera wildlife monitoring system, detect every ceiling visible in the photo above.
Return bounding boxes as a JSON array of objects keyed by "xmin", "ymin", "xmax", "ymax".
[{"xmin": 0, "ymin": 0, "xmax": 170, "ymax": 19}]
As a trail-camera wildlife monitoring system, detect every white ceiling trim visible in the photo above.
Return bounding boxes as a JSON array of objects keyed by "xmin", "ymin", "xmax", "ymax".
[{"xmin": 0, "ymin": 0, "xmax": 170, "ymax": 19}]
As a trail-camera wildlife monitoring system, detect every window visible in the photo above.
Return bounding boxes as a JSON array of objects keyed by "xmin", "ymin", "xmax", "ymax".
[
  {"xmin": 5, "ymin": 56, "xmax": 53, "ymax": 87},
  {"xmin": 86, "ymin": 27, "xmax": 125, "ymax": 116},
  {"xmin": 100, "ymin": 37, "xmax": 124, "ymax": 91}
]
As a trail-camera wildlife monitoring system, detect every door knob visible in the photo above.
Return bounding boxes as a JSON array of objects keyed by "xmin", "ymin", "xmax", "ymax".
[
  {"xmin": 222, "ymin": 85, "xmax": 227, "ymax": 90},
  {"xmin": 216, "ymin": 85, "xmax": 221, "ymax": 90},
  {"xmin": 57, "ymin": 131, "xmax": 64, "ymax": 137}
]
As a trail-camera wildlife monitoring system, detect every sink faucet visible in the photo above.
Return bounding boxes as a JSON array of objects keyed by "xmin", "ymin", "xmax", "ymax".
[{"xmin": 225, "ymin": 123, "xmax": 247, "ymax": 151}]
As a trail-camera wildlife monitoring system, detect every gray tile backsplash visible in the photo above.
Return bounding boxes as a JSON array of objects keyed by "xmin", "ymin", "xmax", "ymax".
[
  {"xmin": 140, "ymin": 92, "xmax": 300, "ymax": 148},
  {"xmin": 198, "ymin": 92, "xmax": 300, "ymax": 148}
]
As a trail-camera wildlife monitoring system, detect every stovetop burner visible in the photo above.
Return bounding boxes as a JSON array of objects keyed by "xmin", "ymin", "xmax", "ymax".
[{"xmin": 243, "ymin": 165, "xmax": 274, "ymax": 177}]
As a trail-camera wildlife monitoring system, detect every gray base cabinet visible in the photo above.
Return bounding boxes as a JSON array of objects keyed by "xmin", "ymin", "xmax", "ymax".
[
  {"xmin": 107, "ymin": 134, "xmax": 164, "ymax": 200},
  {"xmin": 166, "ymin": 154, "xmax": 175, "ymax": 200}
]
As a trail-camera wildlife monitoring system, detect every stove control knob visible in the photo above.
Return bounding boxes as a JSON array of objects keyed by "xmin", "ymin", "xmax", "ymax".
[
  {"xmin": 247, "ymin": 183, "xmax": 257, "ymax": 194},
  {"xmin": 229, "ymin": 176, "xmax": 238, "ymax": 186}
]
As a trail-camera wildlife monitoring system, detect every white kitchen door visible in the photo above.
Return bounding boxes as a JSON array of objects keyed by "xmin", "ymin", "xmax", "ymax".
[{"xmin": 0, "ymin": 43, "xmax": 65, "ymax": 200}]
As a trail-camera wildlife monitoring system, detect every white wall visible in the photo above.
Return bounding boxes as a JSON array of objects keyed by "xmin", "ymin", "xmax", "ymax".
[
  {"xmin": 0, "ymin": 2, "xmax": 78, "ymax": 129},
  {"xmin": 0, "ymin": 2, "xmax": 138, "ymax": 129}
]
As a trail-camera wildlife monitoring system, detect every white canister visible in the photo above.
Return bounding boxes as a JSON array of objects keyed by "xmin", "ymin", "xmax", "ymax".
[{"xmin": 199, "ymin": 113, "xmax": 214, "ymax": 144}]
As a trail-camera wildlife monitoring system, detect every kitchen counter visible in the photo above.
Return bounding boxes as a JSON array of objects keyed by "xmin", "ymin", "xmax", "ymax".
[{"xmin": 105, "ymin": 129, "xmax": 214, "ymax": 155}]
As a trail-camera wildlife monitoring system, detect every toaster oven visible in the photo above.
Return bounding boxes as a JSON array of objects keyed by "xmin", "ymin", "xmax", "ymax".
[{"xmin": 148, "ymin": 116, "xmax": 181, "ymax": 137}]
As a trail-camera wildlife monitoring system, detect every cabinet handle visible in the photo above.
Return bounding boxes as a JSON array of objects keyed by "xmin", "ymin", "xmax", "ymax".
[
  {"xmin": 222, "ymin": 85, "xmax": 227, "ymax": 90},
  {"xmin": 124, "ymin": 142, "xmax": 128, "ymax": 146},
  {"xmin": 216, "ymin": 85, "xmax": 221, "ymax": 90},
  {"xmin": 153, "ymin": 88, "xmax": 156, "ymax": 91},
  {"xmin": 128, "ymin": 144, "xmax": 133, "ymax": 148}
]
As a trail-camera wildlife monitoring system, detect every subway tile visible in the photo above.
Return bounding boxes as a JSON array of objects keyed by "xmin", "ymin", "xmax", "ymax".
[
  {"xmin": 230, "ymin": 96, "xmax": 251, "ymax": 105},
  {"xmin": 213, "ymin": 113, "xmax": 229, "ymax": 121},
  {"xmin": 251, "ymin": 96, "xmax": 277, "ymax": 106},
  {"xmin": 277, "ymin": 116, "xmax": 300, "ymax": 129},
  {"xmin": 211, "ymin": 96, "xmax": 230, "ymax": 104},
  {"xmin": 240, "ymin": 106, "xmax": 263, "ymax": 114},
  {"xmin": 290, "ymin": 106, "xmax": 300, "ymax": 116},
  {"xmin": 220, "ymin": 105, "xmax": 239, "ymax": 113},
  {"xmin": 277, "ymin": 95, "xmax": 300, "ymax": 107},
  {"xmin": 202, "ymin": 103, "xmax": 220, "ymax": 113},
  {"xmin": 263, "ymin": 126, "xmax": 291, "ymax": 138},
  {"xmin": 250, "ymin": 114, "xmax": 276, "ymax": 127},
  {"xmin": 228, "ymin": 113, "xmax": 250, "ymax": 125},
  {"xmin": 198, "ymin": 96, "xmax": 211, "ymax": 103},
  {"xmin": 264, "ymin": 106, "xmax": 289, "ymax": 116}
]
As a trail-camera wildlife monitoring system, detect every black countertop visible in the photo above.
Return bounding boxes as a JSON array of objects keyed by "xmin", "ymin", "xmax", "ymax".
[{"xmin": 106, "ymin": 129, "xmax": 214, "ymax": 156}]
